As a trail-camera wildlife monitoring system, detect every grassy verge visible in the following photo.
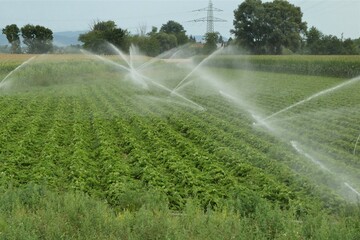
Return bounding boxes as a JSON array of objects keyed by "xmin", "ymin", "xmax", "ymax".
[{"xmin": 0, "ymin": 184, "xmax": 359, "ymax": 240}]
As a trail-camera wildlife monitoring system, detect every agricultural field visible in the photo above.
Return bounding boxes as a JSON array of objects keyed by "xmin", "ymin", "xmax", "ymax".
[{"xmin": 0, "ymin": 52, "xmax": 359, "ymax": 238}]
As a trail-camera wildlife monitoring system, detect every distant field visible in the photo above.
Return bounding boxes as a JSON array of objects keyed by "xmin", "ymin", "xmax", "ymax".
[
  {"xmin": 0, "ymin": 53, "xmax": 359, "ymax": 238},
  {"xmin": 201, "ymin": 54, "xmax": 360, "ymax": 78}
]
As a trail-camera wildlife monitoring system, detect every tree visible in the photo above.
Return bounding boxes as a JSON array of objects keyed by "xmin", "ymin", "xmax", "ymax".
[
  {"xmin": 131, "ymin": 35, "xmax": 160, "ymax": 57},
  {"xmin": 218, "ymin": 35, "xmax": 225, "ymax": 46},
  {"xmin": 320, "ymin": 35, "xmax": 343, "ymax": 55},
  {"xmin": 21, "ymin": 24, "xmax": 53, "ymax": 53},
  {"xmin": 227, "ymin": 37, "xmax": 234, "ymax": 46},
  {"xmin": 343, "ymin": 38, "xmax": 359, "ymax": 55},
  {"xmin": 232, "ymin": 0, "xmax": 307, "ymax": 54},
  {"xmin": 203, "ymin": 32, "xmax": 219, "ymax": 54},
  {"xmin": 78, "ymin": 20, "xmax": 129, "ymax": 53},
  {"xmin": 263, "ymin": 0, "xmax": 307, "ymax": 54},
  {"xmin": 160, "ymin": 20, "xmax": 188, "ymax": 45},
  {"xmin": 342, "ymin": 39, "xmax": 357, "ymax": 55},
  {"xmin": 154, "ymin": 32, "xmax": 177, "ymax": 53},
  {"xmin": 305, "ymin": 27, "xmax": 357, "ymax": 55},
  {"xmin": 189, "ymin": 35, "xmax": 196, "ymax": 43},
  {"xmin": 354, "ymin": 38, "xmax": 360, "ymax": 54},
  {"xmin": 2, "ymin": 24, "xmax": 21, "ymax": 53},
  {"xmin": 131, "ymin": 26, "xmax": 177, "ymax": 57},
  {"xmin": 306, "ymin": 26, "xmax": 323, "ymax": 54},
  {"xmin": 231, "ymin": 0, "xmax": 267, "ymax": 54}
]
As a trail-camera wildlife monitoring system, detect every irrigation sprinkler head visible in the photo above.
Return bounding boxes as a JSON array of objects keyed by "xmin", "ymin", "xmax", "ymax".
[
  {"xmin": 251, "ymin": 114, "xmax": 263, "ymax": 125},
  {"xmin": 86, "ymin": 44, "xmax": 207, "ymax": 111}
]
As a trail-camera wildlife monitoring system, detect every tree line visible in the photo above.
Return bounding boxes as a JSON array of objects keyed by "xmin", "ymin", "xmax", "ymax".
[
  {"xmin": 2, "ymin": 24, "xmax": 53, "ymax": 54},
  {"xmin": 232, "ymin": 0, "xmax": 359, "ymax": 55},
  {"xmin": 2, "ymin": 0, "xmax": 359, "ymax": 55},
  {"xmin": 77, "ymin": 20, "xmax": 222, "ymax": 56},
  {"xmin": 1, "ymin": 20, "xmax": 218, "ymax": 55},
  {"xmin": 78, "ymin": 20, "xmax": 192, "ymax": 56}
]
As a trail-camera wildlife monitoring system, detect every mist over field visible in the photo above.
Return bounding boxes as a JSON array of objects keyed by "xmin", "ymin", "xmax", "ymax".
[{"xmin": 1, "ymin": 0, "xmax": 360, "ymax": 239}]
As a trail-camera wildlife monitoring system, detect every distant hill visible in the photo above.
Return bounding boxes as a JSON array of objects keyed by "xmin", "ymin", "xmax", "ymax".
[
  {"xmin": 0, "ymin": 35, "xmax": 7, "ymax": 46},
  {"xmin": 53, "ymin": 31, "xmax": 85, "ymax": 46}
]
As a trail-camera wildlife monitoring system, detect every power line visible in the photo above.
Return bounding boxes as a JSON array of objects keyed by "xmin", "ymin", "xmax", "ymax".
[{"xmin": 188, "ymin": 0, "xmax": 226, "ymax": 34}]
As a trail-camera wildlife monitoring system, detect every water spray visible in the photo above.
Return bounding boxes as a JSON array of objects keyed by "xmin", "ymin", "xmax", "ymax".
[
  {"xmin": 129, "ymin": 44, "xmax": 137, "ymax": 70},
  {"xmin": 81, "ymin": 49, "xmax": 131, "ymax": 72},
  {"xmin": 108, "ymin": 43, "xmax": 131, "ymax": 67},
  {"xmin": 344, "ymin": 182, "xmax": 360, "ymax": 197},
  {"xmin": 220, "ymin": 79, "xmax": 360, "ymax": 202},
  {"xmin": 290, "ymin": 141, "xmax": 360, "ymax": 198},
  {"xmin": 136, "ymin": 44, "xmax": 188, "ymax": 71},
  {"xmin": 143, "ymin": 75, "xmax": 205, "ymax": 111},
  {"xmin": 171, "ymin": 47, "xmax": 224, "ymax": 94},
  {"xmin": 218, "ymin": 90, "xmax": 276, "ymax": 132},
  {"xmin": 0, "ymin": 56, "xmax": 37, "ymax": 89},
  {"xmin": 219, "ymin": 90, "xmax": 257, "ymax": 119},
  {"xmin": 81, "ymin": 49, "xmax": 205, "ymax": 111},
  {"xmin": 260, "ymin": 75, "xmax": 360, "ymax": 123},
  {"xmin": 290, "ymin": 141, "xmax": 332, "ymax": 173}
]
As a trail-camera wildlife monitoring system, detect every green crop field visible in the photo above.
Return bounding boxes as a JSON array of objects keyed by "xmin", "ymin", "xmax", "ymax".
[{"xmin": 0, "ymin": 53, "xmax": 359, "ymax": 239}]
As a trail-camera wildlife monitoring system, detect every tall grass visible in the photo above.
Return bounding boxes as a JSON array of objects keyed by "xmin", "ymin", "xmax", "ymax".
[{"xmin": 0, "ymin": 184, "xmax": 359, "ymax": 239}]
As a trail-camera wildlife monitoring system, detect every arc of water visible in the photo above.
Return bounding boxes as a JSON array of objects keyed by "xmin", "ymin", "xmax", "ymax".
[
  {"xmin": 173, "ymin": 79, "xmax": 194, "ymax": 93},
  {"xmin": 260, "ymin": 76, "xmax": 360, "ymax": 123},
  {"xmin": 129, "ymin": 44, "xmax": 139, "ymax": 70},
  {"xmin": 220, "ymin": 89, "xmax": 360, "ymax": 202},
  {"xmin": 109, "ymin": 42, "xmax": 177, "ymax": 72},
  {"xmin": 128, "ymin": 64, "xmax": 206, "ymax": 111},
  {"xmin": 138, "ymin": 73, "xmax": 205, "ymax": 111},
  {"xmin": 219, "ymin": 91, "xmax": 257, "ymax": 118},
  {"xmin": 171, "ymin": 47, "xmax": 223, "ymax": 94},
  {"xmin": 290, "ymin": 141, "xmax": 332, "ymax": 173},
  {"xmin": 107, "ymin": 43, "xmax": 131, "ymax": 68},
  {"xmin": 218, "ymin": 90, "xmax": 277, "ymax": 133},
  {"xmin": 168, "ymin": 48, "xmax": 183, "ymax": 60},
  {"xmin": 219, "ymin": 90, "xmax": 255, "ymax": 119},
  {"xmin": 81, "ymin": 49, "xmax": 149, "ymax": 88},
  {"xmin": 219, "ymin": 90, "xmax": 238, "ymax": 102},
  {"xmin": 81, "ymin": 49, "xmax": 131, "ymax": 72},
  {"xmin": 353, "ymin": 132, "xmax": 360, "ymax": 155},
  {"xmin": 344, "ymin": 182, "xmax": 360, "ymax": 197},
  {"xmin": 136, "ymin": 45, "xmax": 187, "ymax": 72},
  {"xmin": 81, "ymin": 50, "xmax": 204, "ymax": 111},
  {"xmin": 0, "ymin": 56, "xmax": 37, "ymax": 88}
]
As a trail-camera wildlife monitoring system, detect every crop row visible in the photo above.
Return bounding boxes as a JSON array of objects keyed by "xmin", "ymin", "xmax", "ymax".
[{"xmin": 1, "ymin": 57, "xmax": 359, "ymax": 211}]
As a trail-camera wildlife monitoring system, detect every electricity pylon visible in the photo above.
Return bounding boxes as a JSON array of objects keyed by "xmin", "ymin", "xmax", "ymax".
[{"xmin": 189, "ymin": 0, "xmax": 226, "ymax": 34}]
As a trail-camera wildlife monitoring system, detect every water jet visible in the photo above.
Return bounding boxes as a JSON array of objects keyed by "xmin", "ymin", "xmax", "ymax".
[
  {"xmin": 260, "ymin": 75, "xmax": 360, "ymax": 123},
  {"xmin": 344, "ymin": 182, "xmax": 360, "ymax": 197},
  {"xmin": 171, "ymin": 47, "xmax": 224, "ymax": 94},
  {"xmin": 81, "ymin": 47, "xmax": 205, "ymax": 111},
  {"xmin": 0, "ymin": 56, "xmax": 37, "ymax": 89},
  {"xmin": 290, "ymin": 141, "xmax": 332, "ymax": 173}
]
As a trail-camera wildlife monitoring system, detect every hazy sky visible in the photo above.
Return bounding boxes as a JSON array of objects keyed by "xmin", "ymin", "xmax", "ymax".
[{"xmin": 1, "ymin": 0, "xmax": 359, "ymax": 39}]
